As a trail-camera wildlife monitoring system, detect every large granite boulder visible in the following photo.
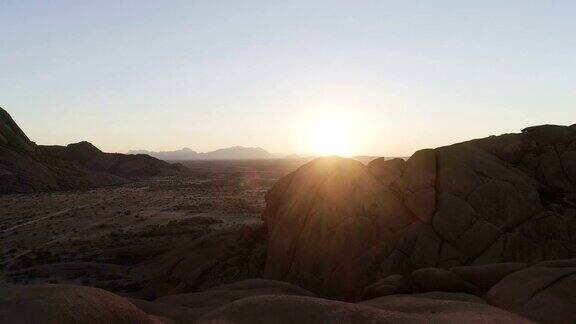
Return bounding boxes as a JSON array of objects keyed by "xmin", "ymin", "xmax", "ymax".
[
  {"xmin": 486, "ymin": 260, "xmax": 576, "ymax": 324},
  {"xmin": 360, "ymin": 263, "xmax": 528, "ymax": 301},
  {"xmin": 263, "ymin": 124, "xmax": 576, "ymax": 300},
  {"xmin": 263, "ymin": 157, "xmax": 414, "ymax": 299}
]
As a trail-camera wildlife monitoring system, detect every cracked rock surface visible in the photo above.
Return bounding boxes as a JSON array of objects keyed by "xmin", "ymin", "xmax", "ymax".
[{"xmin": 262, "ymin": 124, "xmax": 576, "ymax": 300}]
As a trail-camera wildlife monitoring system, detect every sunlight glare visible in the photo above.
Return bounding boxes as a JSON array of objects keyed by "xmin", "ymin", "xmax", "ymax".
[{"xmin": 308, "ymin": 118, "xmax": 354, "ymax": 157}]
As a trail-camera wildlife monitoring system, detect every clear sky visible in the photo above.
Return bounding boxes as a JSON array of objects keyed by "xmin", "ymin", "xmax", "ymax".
[{"xmin": 1, "ymin": 1, "xmax": 575, "ymax": 156}]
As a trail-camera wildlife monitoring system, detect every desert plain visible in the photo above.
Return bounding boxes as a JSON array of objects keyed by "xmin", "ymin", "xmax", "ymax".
[{"xmin": 0, "ymin": 159, "xmax": 308, "ymax": 296}]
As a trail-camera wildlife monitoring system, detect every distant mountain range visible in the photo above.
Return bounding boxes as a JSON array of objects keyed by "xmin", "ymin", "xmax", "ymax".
[{"xmin": 128, "ymin": 146, "xmax": 274, "ymax": 160}]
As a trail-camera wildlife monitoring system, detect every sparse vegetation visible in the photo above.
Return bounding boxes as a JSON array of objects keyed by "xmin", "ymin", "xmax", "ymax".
[{"xmin": 0, "ymin": 160, "xmax": 292, "ymax": 293}]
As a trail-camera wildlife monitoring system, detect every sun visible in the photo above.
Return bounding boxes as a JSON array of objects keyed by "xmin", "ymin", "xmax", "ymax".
[{"xmin": 308, "ymin": 118, "xmax": 354, "ymax": 157}]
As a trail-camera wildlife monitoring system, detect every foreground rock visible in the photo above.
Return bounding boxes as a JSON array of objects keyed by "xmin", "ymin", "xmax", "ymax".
[
  {"xmin": 263, "ymin": 124, "xmax": 576, "ymax": 300},
  {"xmin": 0, "ymin": 107, "xmax": 188, "ymax": 194},
  {"xmin": 0, "ymin": 282, "xmax": 534, "ymax": 323},
  {"xmin": 0, "ymin": 285, "xmax": 155, "ymax": 323},
  {"xmin": 146, "ymin": 279, "xmax": 317, "ymax": 322},
  {"xmin": 155, "ymin": 279, "xmax": 316, "ymax": 308},
  {"xmin": 136, "ymin": 225, "xmax": 267, "ymax": 298},
  {"xmin": 198, "ymin": 294, "xmax": 530, "ymax": 323},
  {"xmin": 487, "ymin": 260, "xmax": 576, "ymax": 323},
  {"xmin": 197, "ymin": 295, "xmax": 422, "ymax": 323},
  {"xmin": 128, "ymin": 279, "xmax": 317, "ymax": 323},
  {"xmin": 360, "ymin": 294, "xmax": 530, "ymax": 323}
]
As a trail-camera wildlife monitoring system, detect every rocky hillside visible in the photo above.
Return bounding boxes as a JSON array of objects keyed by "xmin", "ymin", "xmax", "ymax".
[
  {"xmin": 0, "ymin": 107, "xmax": 188, "ymax": 194},
  {"xmin": 263, "ymin": 124, "xmax": 576, "ymax": 302}
]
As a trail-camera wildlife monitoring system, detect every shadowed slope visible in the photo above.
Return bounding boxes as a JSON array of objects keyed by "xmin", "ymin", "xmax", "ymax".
[
  {"xmin": 0, "ymin": 107, "xmax": 188, "ymax": 194},
  {"xmin": 0, "ymin": 107, "xmax": 35, "ymax": 152},
  {"xmin": 263, "ymin": 157, "xmax": 414, "ymax": 299},
  {"xmin": 263, "ymin": 124, "xmax": 576, "ymax": 300}
]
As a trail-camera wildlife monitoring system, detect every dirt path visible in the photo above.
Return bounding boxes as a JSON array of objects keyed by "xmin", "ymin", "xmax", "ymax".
[{"xmin": 1, "ymin": 201, "xmax": 106, "ymax": 234}]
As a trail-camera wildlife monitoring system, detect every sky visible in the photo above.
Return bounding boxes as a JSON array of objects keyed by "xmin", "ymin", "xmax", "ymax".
[{"xmin": 1, "ymin": 1, "xmax": 575, "ymax": 156}]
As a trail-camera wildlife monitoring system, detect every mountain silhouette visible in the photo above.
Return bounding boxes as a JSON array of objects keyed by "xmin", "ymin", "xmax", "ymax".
[
  {"xmin": 0, "ymin": 107, "xmax": 188, "ymax": 194},
  {"xmin": 129, "ymin": 146, "xmax": 273, "ymax": 160}
]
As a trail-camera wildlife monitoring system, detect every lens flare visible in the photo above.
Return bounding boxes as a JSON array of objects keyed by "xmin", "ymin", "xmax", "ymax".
[{"xmin": 308, "ymin": 118, "xmax": 353, "ymax": 156}]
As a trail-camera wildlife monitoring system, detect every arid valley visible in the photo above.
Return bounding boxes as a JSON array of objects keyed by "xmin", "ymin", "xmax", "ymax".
[{"xmin": 1, "ymin": 159, "xmax": 307, "ymax": 296}]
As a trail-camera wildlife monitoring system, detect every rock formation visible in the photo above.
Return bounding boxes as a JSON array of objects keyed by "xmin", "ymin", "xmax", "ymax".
[
  {"xmin": 3, "ymin": 112, "xmax": 576, "ymax": 322},
  {"xmin": 0, "ymin": 107, "xmax": 188, "ymax": 194},
  {"xmin": 0, "ymin": 285, "xmax": 155, "ymax": 323},
  {"xmin": 263, "ymin": 124, "xmax": 576, "ymax": 300},
  {"xmin": 263, "ymin": 157, "xmax": 414, "ymax": 299},
  {"xmin": 136, "ymin": 225, "xmax": 267, "ymax": 297},
  {"xmin": 0, "ymin": 279, "xmax": 537, "ymax": 323}
]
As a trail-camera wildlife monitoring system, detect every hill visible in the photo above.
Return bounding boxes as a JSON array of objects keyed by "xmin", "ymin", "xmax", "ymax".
[
  {"xmin": 0, "ymin": 107, "xmax": 188, "ymax": 194},
  {"xmin": 128, "ymin": 147, "xmax": 199, "ymax": 160}
]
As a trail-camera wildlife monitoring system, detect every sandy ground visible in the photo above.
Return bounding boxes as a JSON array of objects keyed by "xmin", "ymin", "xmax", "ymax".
[{"xmin": 0, "ymin": 159, "xmax": 310, "ymax": 292}]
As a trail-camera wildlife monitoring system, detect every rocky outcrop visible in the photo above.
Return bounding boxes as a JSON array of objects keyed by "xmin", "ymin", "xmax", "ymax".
[
  {"xmin": 360, "ymin": 262, "xmax": 527, "ymax": 300},
  {"xmin": 137, "ymin": 225, "xmax": 267, "ymax": 298},
  {"xmin": 262, "ymin": 157, "xmax": 414, "ymax": 299},
  {"xmin": 0, "ymin": 107, "xmax": 188, "ymax": 194},
  {"xmin": 486, "ymin": 259, "xmax": 576, "ymax": 324},
  {"xmin": 361, "ymin": 261, "xmax": 576, "ymax": 323},
  {"xmin": 262, "ymin": 124, "xmax": 576, "ymax": 300}
]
